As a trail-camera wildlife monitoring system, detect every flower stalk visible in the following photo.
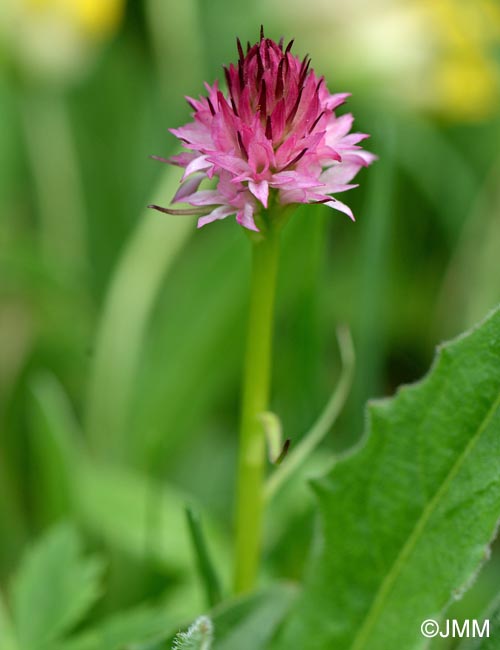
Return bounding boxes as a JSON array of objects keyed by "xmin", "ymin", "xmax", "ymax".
[
  {"xmin": 150, "ymin": 26, "xmax": 376, "ymax": 595},
  {"xmin": 234, "ymin": 222, "xmax": 280, "ymax": 594}
]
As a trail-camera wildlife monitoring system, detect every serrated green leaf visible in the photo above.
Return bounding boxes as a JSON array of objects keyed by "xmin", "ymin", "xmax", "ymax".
[
  {"xmin": 275, "ymin": 305, "xmax": 500, "ymax": 650},
  {"xmin": 12, "ymin": 524, "xmax": 103, "ymax": 650}
]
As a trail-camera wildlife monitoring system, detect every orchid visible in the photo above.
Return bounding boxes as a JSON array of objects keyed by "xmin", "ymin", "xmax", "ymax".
[
  {"xmin": 150, "ymin": 28, "xmax": 376, "ymax": 596},
  {"xmin": 150, "ymin": 27, "xmax": 375, "ymax": 231}
]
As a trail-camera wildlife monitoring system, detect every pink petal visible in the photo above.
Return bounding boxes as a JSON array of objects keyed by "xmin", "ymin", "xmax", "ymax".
[
  {"xmin": 324, "ymin": 198, "xmax": 355, "ymax": 221},
  {"xmin": 326, "ymin": 113, "xmax": 354, "ymax": 142},
  {"xmin": 159, "ymin": 36, "xmax": 376, "ymax": 231},
  {"xmin": 336, "ymin": 133, "xmax": 370, "ymax": 147},
  {"xmin": 183, "ymin": 155, "xmax": 212, "ymax": 179},
  {"xmin": 320, "ymin": 161, "xmax": 365, "ymax": 187},
  {"xmin": 207, "ymin": 153, "xmax": 249, "ymax": 176},
  {"xmin": 272, "ymin": 171, "xmax": 324, "ymax": 190},
  {"xmin": 279, "ymin": 188, "xmax": 309, "ymax": 204},
  {"xmin": 325, "ymin": 92, "xmax": 351, "ymax": 110},
  {"xmin": 172, "ymin": 174, "xmax": 205, "ymax": 203},
  {"xmin": 341, "ymin": 152, "xmax": 377, "ymax": 168},
  {"xmin": 248, "ymin": 141, "xmax": 272, "ymax": 176},
  {"xmin": 270, "ymin": 99, "xmax": 286, "ymax": 141},
  {"xmin": 236, "ymin": 203, "xmax": 259, "ymax": 231},
  {"xmin": 166, "ymin": 152, "xmax": 197, "ymax": 167},
  {"xmin": 197, "ymin": 205, "xmax": 234, "ymax": 228},
  {"xmin": 170, "ymin": 123, "xmax": 213, "ymax": 148},
  {"xmin": 184, "ymin": 189, "xmax": 222, "ymax": 206},
  {"xmin": 248, "ymin": 180, "xmax": 269, "ymax": 207}
]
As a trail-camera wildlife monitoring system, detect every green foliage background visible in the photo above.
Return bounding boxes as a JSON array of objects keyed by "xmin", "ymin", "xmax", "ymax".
[{"xmin": 1, "ymin": 1, "xmax": 500, "ymax": 649}]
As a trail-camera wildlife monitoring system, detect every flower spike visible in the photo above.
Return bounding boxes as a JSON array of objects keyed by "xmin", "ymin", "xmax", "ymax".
[{"xmin": 151, "ymin": 28, "xmax": 375, "ymax": 231}]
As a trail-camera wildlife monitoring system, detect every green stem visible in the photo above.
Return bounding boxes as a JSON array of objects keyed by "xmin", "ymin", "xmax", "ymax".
[{"xmin": 234, "ymin": 229, "xmax": 280, "ymax": 594}]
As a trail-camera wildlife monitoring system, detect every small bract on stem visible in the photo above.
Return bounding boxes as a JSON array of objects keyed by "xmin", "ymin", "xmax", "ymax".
[{"xmin": 150, "ymin": 26, "xmax": 375, "ymax": 594}]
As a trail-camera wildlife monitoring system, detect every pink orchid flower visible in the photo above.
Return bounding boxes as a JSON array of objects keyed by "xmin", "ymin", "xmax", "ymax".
[{"xmin": 150, "ymin": 27, "xmax": 376, "ymax": 231}]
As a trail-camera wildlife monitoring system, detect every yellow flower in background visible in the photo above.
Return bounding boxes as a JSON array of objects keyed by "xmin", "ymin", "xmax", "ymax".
[
  {"xmin": 22, "ymin": 0, "xmax": 123, "ymax": 38},
  {"xmin": 424, "ymin": 0, "xmax": 500, "ymax": 120},
  {"xmin": 261, "ymin": 0, "xmax": 500, "ymax": 122},
  {"xmin": 0, "ymin": 0, "xmax": 125, "ymax": 84},
  {"xmin": 74, "ymin": 0, "xmax": 124, "ymax": 38}
]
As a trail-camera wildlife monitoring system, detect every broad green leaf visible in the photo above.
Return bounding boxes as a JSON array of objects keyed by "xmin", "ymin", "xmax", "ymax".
[
  {"xmin": 275, "ymin": 305, "xmax": 500, "ymax": 650},
  {"xmin": 12, "ymin": 524, "xmax": 103, "ymax": 650},
  {"xmin": 26, "ymin": 370, "xmax": 221, "ymax": 582},
  {"xmin": 0, "ymin": 593, "xmax": 18, "ymax": 650},
  {"xmin": 213, "ymin": 584, "xmax": 297, "ymax": 650},
  {"xmin": 74, "ymin": 459, "xmax": 228, "ymax": 577},
  {"xmin": 27, "ymin": 369, "xmax": 228, "ymax": 580},
  {"xmin": 74, "ymin": 457, "xmax": 191, "ymax": 564},
  {"xmin": 73, "ymin": 458, "xmax": 229, "ymax": 622},
  {"xmin": 54, "ymin": 605, "xmax": 175, "ymax": 650}
]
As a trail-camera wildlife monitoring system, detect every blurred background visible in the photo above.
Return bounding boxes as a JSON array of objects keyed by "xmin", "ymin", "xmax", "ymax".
[{"xmin": 1, "ymin": 0, "xmax": 500, "ymax": 644}]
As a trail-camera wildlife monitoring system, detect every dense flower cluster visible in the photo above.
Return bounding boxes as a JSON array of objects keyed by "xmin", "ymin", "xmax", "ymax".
[{"xmin": 151, "ymin": 28, "xmax": 375, "ymax": 231}]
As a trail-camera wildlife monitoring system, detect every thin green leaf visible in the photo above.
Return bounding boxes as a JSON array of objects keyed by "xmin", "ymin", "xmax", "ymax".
[
  {"xmin": 185, "ymin": 507, "xmax": 223, "ymax": 608},
  {"xmin": 394, "ymin": 115, "xmax": 478, "ymax": 242},
  {"xmin": 265, "ymin": 325, "xmax": 355, "ymax": 501},
  {"xmin": 19, "ymin": 91, "xmax": 87, "ymax": 277},
  {"xmin": 85, "ymin": 164, "xmax": 194, "ymax": 459},
  {"xmin": 435, "ymin": 157, "xmax": 500, "ymax": 335},
  {"xmin": 29, "ymin": 372, "xmax": 82, "ymax": 525},
  {"xmin": 348, "ymin": 127, "xmax": 394, "ymax": 436},
  {"xmin": 131, "ymin": 225, "xmax": 248, "ymax": 469},
  {"xmin": 12, "ymin": 524, "xmax": 103, "ymax": 650},
  {"xmin": 275, "ymin": 305, "xmax": 500, "ymax": 650}
]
